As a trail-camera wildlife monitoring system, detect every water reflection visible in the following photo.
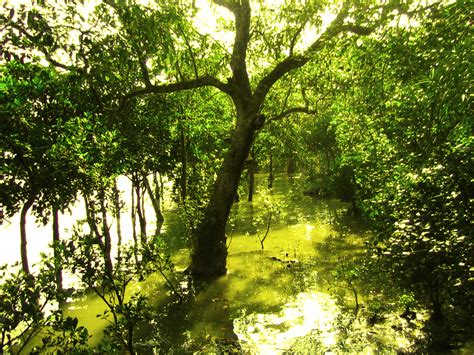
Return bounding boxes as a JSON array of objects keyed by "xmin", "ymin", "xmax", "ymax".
[
  {"xmin": 234, "ymin": 290, "xmax": 339, "ymax": 353},
  {"xmin": 1, "ymin": 174, "xmax": 435, "ymax": 352},
  {"xmin": 147, "ymin": 174, "xmax": 429, "ymax": 353}
]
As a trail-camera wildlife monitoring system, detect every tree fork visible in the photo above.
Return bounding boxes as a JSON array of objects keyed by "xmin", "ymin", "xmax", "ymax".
[{"xmin": 104, "ymin": 0, "xmax": 378, "ymax": 279}]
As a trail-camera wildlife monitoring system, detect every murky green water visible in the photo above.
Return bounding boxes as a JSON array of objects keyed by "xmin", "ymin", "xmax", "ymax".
[{"xmin": 64, "ymin": 174, "xmax": 431, "ymax": 353}]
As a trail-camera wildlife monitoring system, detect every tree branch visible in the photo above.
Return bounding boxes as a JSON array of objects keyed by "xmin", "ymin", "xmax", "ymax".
[
  {"xmin": 281, "ymin": 78, "xmax": 294, "ymax": 111},
  {"xmin": 341, "ymin": 24, "xmax": 373, "ymax": 35},
  {"xmin": 253, "ymin": 2, "xmax": 353, "ymax": 107},
  {"xmin": 266, "ymin": 106, "xmax": 317, "ymax": 124},
  {"xmin": 138, "ymin": 57, "xmax": 153, "ymax": 88},
  {"xmin": 214, "ymin": 0, "xmax": 251, "ymax": 90},
  {"xmin": 266, "ymin": 91, "xmax": 331, "ymax": 124},
  {"xmin": 178, "ymin": 25, "xmax": 199, "ymax": 80},
  {"xmin": 213, "ymin": 0, "xmax": 238, "ymax": 13},
  {"xmin": 253, "ymin": 55, "xmax": 307, "ymax": 105},
  {"xmin": 118, "ymin": 76, "xmax": 230, "ymax": 111},
  {"xmin": 289, "ymin": 21, "xmax": 307, "ymax": 57},
  {"xmin": 3, "ymin": 19, "xmax": 75, "ymax": 71}
]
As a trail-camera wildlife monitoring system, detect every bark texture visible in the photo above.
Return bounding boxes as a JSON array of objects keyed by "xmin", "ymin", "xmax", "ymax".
[{"xmin": 190, "ymin": 108, "xmax": 257, "ymax": 278}]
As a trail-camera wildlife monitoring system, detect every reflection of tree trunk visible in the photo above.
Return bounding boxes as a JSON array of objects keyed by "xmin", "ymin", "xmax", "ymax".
[
  {"xmin": 188, "ymin": 285, "xmax": 241, "ymax": 351},
  {"xmin": 190, "ymin": 110, "xmax": 256, "ymax": 279},
  {"xmin": 144, "ymin": 173, "xmax": 164, "ymax": 235},
  {"xmin": 350, "ymin": 281, "xmax": 359, "ymax": 313},
  {"xmin": 113, "ymin": 180, "xmax": 122, "ymax": 262},
  {"xmin": 268, "ymin": 153, "xmax": 274, "ymax": 189},
  {"xmin": 52, "ymin": 207, "xmax": 62, "ymax": 291},
  {"xmin": 99, "ymin": 189, "xmax": 113, "ymax": 278},
  {"xmin": 20, "ymin": 195, "xmax": 35, "ymax": 276}
]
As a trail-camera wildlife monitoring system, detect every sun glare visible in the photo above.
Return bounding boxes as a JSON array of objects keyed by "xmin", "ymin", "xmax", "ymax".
[{"xmin": 233, "ymin": 291, "xmax": 339, "ymax": 352}]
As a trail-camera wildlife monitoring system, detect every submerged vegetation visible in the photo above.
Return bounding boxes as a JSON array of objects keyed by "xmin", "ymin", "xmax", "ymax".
[{"xmin": 1, "ymin": 0, "xmax": 472, "ymax": 353}]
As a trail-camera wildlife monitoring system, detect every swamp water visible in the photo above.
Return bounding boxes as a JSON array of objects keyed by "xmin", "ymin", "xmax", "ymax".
[
  {"xmin": 2, "ymin": 174, "xmax": 433, "ymax": 353},
  {"xmin": 63, "ymin": 175, "xmax": 429, "ymax": 353}
]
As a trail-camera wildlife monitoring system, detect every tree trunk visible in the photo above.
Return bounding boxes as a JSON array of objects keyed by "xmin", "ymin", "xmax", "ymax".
[
  {"xmin": 248, "ymin": 161, "xmax": 255, "ymax": 202},
  {"xmin": 99, "ymin": 190, "xmax": 114, "ymax": 278},
  {"xmin": 130, "ymin": 179, "xmax": 139, "ymax": 264},
  {"xmin": 20, "ymin": 195, "xmax": 35, "ymax": 276},
  {"xmin": 113, "ymin": 180, "xmax": 122, "ymax": 262},
  {"xmin": 268, "ymin": 152, "xmax": 274, "ymax": 189},
  {"xmin": 190, "ymin": 111, "xmax": 256, "ymax": 278},
  {"xmin": 52, "ymin": 207, "xmax": 63, "ymax": 292},
  {"xmin": 157, "ymin": 173, "xmax": 165, "ymax": 211},
  {"xmin": 84, "ymin": 194, "xmax": 105, "ymax": 251},
  {"xmin": 133, "ymin": 175, "xmax": 147, "ymax": 245},
  {"xmin": 180, "ymin": 121, "xmax": 187, "ymax": 203},
  {"xmin": 141, "ymin": 186, "xmax": 147, "ymax": 237},
  {"xmin": 287, "ymin": 157, "xmax": 296, "ymax": 175},
  {"xmin": 144, "ymin": 173, "xmax": 164, "ymax": 235},
  {"xmin": 324, "ymin": 149, "xmax": 332, "ymax": 175}
]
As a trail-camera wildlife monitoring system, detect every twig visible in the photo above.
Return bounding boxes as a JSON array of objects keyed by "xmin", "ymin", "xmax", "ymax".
[{"xmin": 259, "ymin": 212, "xmax": 273, "ymax": 249}]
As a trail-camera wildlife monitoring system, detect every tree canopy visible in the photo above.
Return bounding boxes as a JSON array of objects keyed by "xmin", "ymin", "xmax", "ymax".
[{"xmin": 1, "ymin": 1, "xmax": 472, "ymax": 351}]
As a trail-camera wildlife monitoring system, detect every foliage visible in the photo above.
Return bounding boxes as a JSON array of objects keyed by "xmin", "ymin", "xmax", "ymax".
[
  {"xmin": 254, "ymin": 117, "xmax": 304, "ymax": 178},
  {"xmin": 52, "ymin": 113, "xmax": 124, "ymax": 191},
  {"xmin": 331, "ymin": 256, "xmax": 361, "ymax": 312},
  {"xmin": 0, "ymin": 61, "xmax": 81, "ymax": 221},
  {"xmin": 1, "ymin": 0, "xmax": 471, "ymax": 350},
  {"xmin": 60, "ymin": 220, "xmax": 179, "ymax": 354},
  {"xmin": 2, "ymin": 0, "xmax": 426, "ymax": 278},
  {"xmin": 250, "ymin": 187, "xmax": 286, "ymax": 249},
  {"xmin": 30, "ymin": 313, "xmax": 90, "ymax": 354},
  {"xmin": 0, "ymin": 259, "xmax": 88, "ymax": 353},
  {"xmin": 116, "ymin": 95, "xmax": 178, "ymax": 179},
  {"xmin": 168, "ymin": 89, "xmax": 233, "ymax": 206},
  {"xmin": 331, "ymin": 0, "xmax": 473, "ymax": 324},
  {"xmin": 298, "ymin": 111, "xmax": 353, "ymax": 199}
]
